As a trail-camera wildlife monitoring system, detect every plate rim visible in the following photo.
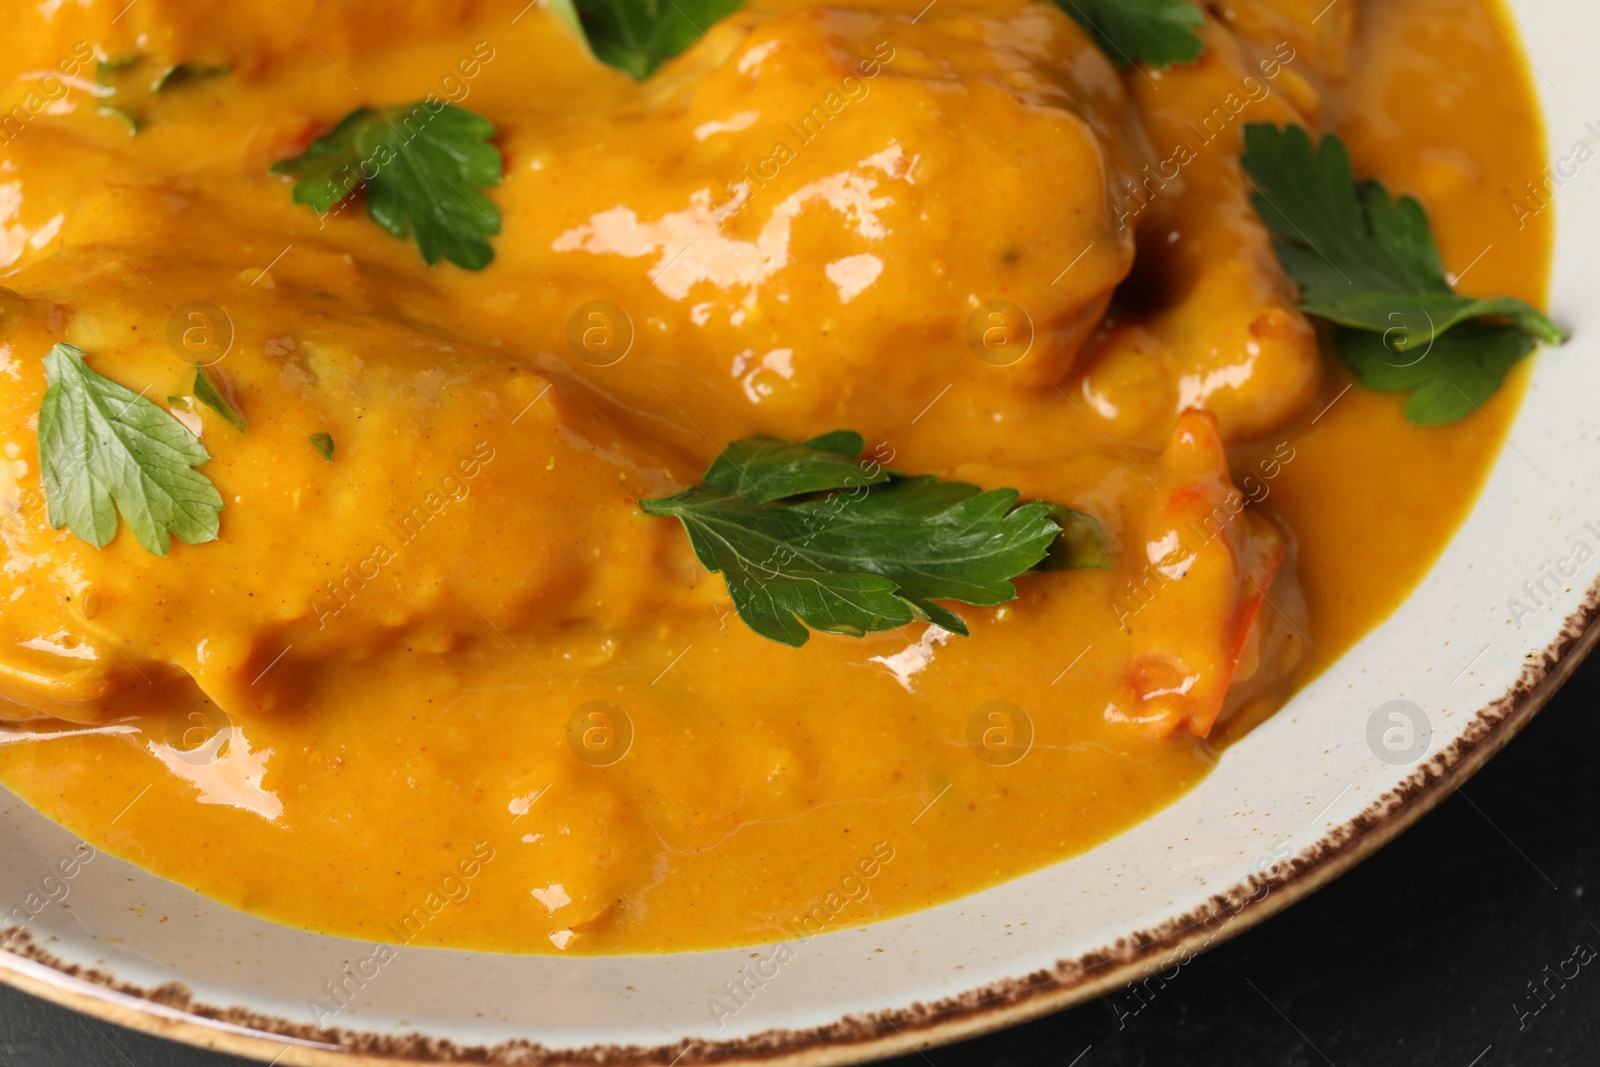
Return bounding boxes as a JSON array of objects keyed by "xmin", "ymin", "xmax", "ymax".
[{"xmin": 3, "ymin": 580, "xmax": 1595, "ymax": 1067}]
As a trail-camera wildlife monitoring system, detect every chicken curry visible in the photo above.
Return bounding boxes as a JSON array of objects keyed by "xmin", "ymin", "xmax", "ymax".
[{"xmin": 0, "ymin": 0, "xmax": 1556, "ymax": 955}]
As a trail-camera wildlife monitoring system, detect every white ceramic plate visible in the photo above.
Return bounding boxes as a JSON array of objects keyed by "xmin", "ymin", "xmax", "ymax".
[{"xmin": 4, "ymin": 2, "xmax": 1598, "ymax": 1063}]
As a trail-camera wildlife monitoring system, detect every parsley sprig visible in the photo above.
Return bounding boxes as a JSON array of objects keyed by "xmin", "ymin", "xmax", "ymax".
[
  {"xmin": 271, "ymin": 104, "xmax": 503, "ymax": 270},
  {"xmin": 641, "ymin": 432, "xmax": 1106, "ymax": 647},
  {"xmin": 93, "ymin": 55, "xmax": 230, "ymax": 134},
  {"xmin": 38, "ymin": 344, "xmax": 223, "ymax": 555},
  {"xmin": 1056, "ymin": 0, "xmax": 1205, "ymax": 68},
  {"xmin": 1242, "ymin": 124, "xmax": 1564, "ymax": 425},
  {"xmin": 190, "ymin": 369, "xmax": 246, "ymax": 433},
  {"xmin": 1337, "ymin": 323, "xmax": 1536, "ymax": 426},
  {"xmin": 549, "ymin": 0, "xmax": 746, "ymax": 79}
]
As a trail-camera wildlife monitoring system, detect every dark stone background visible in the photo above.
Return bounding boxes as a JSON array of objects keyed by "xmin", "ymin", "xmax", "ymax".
[{"xmin": 4, "ymin": 653, "xmax": 1596, "ymax": 1067}]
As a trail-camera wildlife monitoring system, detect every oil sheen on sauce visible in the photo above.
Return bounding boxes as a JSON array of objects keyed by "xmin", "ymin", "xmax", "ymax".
[{"xmin": 0, "ymin": 0, "xmax": 1552, "ymax": 954}]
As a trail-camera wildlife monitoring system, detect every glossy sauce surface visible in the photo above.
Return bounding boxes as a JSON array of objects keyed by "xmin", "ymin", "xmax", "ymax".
[{"xmin": 0, "ymin": 0, "xmax": 1550, "ymax": 954}]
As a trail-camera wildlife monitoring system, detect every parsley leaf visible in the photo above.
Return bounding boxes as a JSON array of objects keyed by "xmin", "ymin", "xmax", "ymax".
[
  {"xmin": 37, "ymin": 344, "xmax": 223, "ymax": 555},
  {"xmin": 270, "ymin": 104, "xmax": 502, "ymax": 270},
  {"xmin": 705, "ymin": 431, "xmax": 893, "ymax": 503},
  {"xmin": 1339, "ymin": 323, "xmax": 1534, "ymax": 427},
  {"xmin": 1242, "ymin": 124, "xmax": 1563, "ymax": 347},
  {"xmin": 152, "ymin": 63, "xmax": 231, "ymax": 92},
  {"xmin": 309, "ymin": 433, "xmax": 336, "ymax": 462},
  {"xmin": 640, "ymin": 432, "xmax": 1104, "ymax": 647},
  {"xmin": 1241, "ymin": 123, "xmax": 1564, "ymax": 424},
  {"xmin": 191, "ymin": 368, "xmax": 246, "ymax": 433},
  {"xmin": 549, "ymin": 0, "xmax": 746, "ymax": 79},
  {"xmin": 95, "ymin": 55, "xmax": 141, "ymax": 83},
  {"xmin": 96, "ymin": 106, "xmax": 142, "ymax": 135},
  {"xmin": 90, "ymin": 55, "xmax": 229, "ymax": 134},
  {"xmin": 1055, "ymin": 0, "xmax": 1205, "ymax": 68},
  {"xmin": 1040, "ymin": 504, "xmax": 1114, "ymax": 571}
]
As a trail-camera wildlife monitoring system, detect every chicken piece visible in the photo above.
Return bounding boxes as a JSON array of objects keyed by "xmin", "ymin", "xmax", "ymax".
[
  {"xmin": 0, "ymin": 0, "xmax": 493, "ymax": 84},
  {"xmin": 0, "ymin": 246, "xmax": 705, "ymax": 723},
  {"xmin": 1075, "ymin": 16, "xmax": 1323, "ymax": 447},
  {"xmin": 1107, "ymin": 409, "xmax": 1301, "ymax": 738},
  {"xmin": 4, "ymin": 0, "xmax": 1161, "ymax": 448},
  {"xmin": 1212, "ymin": 0, "xmax": 1363, "ymax": 82},
  {"xmin": 476, "ymin": 0, "xmax": 1158, "ymax": 440}
]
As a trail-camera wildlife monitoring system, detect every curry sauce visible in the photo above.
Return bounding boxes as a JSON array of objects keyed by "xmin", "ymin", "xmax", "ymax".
[{"xmin": 0, "ymin": 0, "xmax": 1552, "ymax": 954}]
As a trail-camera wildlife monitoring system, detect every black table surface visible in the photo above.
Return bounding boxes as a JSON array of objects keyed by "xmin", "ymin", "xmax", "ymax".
[{"xmin": 4, "ymin": 652, "xmax": 1597, "ymax": 1067}]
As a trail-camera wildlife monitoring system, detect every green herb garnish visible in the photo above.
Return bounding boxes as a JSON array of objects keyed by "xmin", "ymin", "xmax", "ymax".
[
  {"xmin": 1242, "ymin": 123, "xmax": 1564, "ymax": 425},
  {"xmin": 94, "ymin": 55, "xmax": 141, "ymax": 85},
  {"xmin": 191, "ymin": 369, "xmax": 246, "ymax": 433},
  {"xmin": 549, "ymin": 0, "xmax": 745, "ymax": 79},
  {"xmin": 1338, "ymin": 323, "xmax": 1535, "ymax": 427},
  {"xmin": 90, "ymin": 55, "xmax": 228, "ymax": 133},
  {"xmin": 152, "ymin": 63, "xmax": 232, "ymax": 92},
  {"xmin": 697, "ymin": 430, "xmax": 892, "ymax": 502},
  {"xmin": 640, "ymin": 431, "xmax": 1105, "ymax": 647},
  {"xmin": 1056, "ymin": 0, "xmax": 1205, "ymax": 68},
  {"xmin": 95, "ymin": 105, "xmax": 142, "ymax": 135},
  {"xmin": 309, "ymin": 433, "xmax": 335, "ymax": 462},
  {"xmin": 38, "ymin": 344, "xmax": 223, "ymax": 555},
  {"xmin": 1040, "ymin": 504, "xmax": 1114, "ymax": 571},
  {"xmin": 270, "ymin": 104, "xmax": 503, "ymax": 270}
]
